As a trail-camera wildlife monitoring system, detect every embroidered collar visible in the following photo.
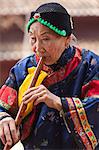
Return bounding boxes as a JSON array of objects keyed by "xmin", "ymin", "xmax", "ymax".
[{"xmin": 47, "ymin": 46, "xmax": 75, "ymax": 71}]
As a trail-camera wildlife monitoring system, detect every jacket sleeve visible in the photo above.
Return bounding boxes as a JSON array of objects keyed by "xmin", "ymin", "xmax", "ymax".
[
  {"xmin": 0, "ymin": 66, "xmax": 19, "ymax": 117},
  {"xmin": 60, "ymin": 96, "xmax": 99, "ymax": 149},
  {"xmin": 60, "ymin": 53, "xmax": 99, "ymax": 149},
  {"xmin": 0, "ymin": 54, "xmax": 36, "ymax": 117}
]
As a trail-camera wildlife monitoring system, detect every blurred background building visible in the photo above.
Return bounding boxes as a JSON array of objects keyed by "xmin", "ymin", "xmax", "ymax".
[{"xmin": 0, "ymin": 0, "xmax": 99, "ymax": 86}]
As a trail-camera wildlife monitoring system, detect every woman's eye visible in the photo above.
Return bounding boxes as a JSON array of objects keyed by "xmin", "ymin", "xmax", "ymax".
[
  {"xmin": 31, "ymin": 37, "xmax": 35, "ymax": 40},
  {"xmin": 43, "ymin": 38, "xmax": 50, "ymax": 41},
  {"xmin": 31, "ymin": 37, "xmax": 36, "ymax": 43}
]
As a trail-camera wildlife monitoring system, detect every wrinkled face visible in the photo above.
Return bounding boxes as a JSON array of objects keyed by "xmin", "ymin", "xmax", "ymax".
[{"xmin": 29, "ymin": 22, "xmax": 69, "ymax": 65}]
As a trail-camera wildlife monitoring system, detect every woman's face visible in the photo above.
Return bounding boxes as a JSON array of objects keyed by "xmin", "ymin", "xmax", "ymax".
[{"xmin": 29, "ymin": 22, "xmax": 69, "ymax": 65}]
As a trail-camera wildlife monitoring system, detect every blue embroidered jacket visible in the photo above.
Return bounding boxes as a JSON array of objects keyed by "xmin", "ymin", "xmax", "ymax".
[{"xmin": 0, "ymin": 46, "xmax": 99, "ymax": 149}]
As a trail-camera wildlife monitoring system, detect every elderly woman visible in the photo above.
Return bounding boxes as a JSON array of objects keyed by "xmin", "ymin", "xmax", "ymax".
[{"xmin": 0, "ymin": 2, "xmax": 99, "ymax": 150}]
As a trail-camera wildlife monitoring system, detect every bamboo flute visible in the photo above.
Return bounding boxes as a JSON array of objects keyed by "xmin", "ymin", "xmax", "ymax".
[{"xmin": 4, "ymin": 57, "xmax": 43, "ymax": 150}]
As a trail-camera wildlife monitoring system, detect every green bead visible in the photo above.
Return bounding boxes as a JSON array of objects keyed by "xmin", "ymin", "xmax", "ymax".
[
  {"xmin": 30, "ymin": 18, "xmax": 35, "ymax": 22},
  {"xmin": 47, "ymin": 22, "xmax": 51, "ymax": 27},
  {"xmin": 41, "ymin": 19, "xmax": 45, "ymax": 24},
  {"xmin": 55, "ymin": 28, "xmax": 59, "ymax": 32},
  {"xmin": 43, "ymin": 21, "xmax": 48, "ymax": 25},
  {"xmin": 27, "ymin": 17, "xmax": 67, "ymax": 37},
  {"xmin": 50, "ymin": 25, "xmax": 53, "ymax": 29},
  {"xmin": 57, "ymin": 30, "xmax": 61, "ymax": 34},
  {"xmin": 53, "ymin": 26, "xmax": 56, "ymax": 31},
  {"xmin": 61, "ymin": 30, "xmax": 66, "ymax": 36},
  {"xmin": 43, "ymin": 21, "xmax": 46, "ymax": 25},
  {"xmin": 26, "ymin": 18, "xmax": 35, "ymax": 31},
  {"xmin": 38, "ymin": 18, "xmax": 42, "ymax": 22}
]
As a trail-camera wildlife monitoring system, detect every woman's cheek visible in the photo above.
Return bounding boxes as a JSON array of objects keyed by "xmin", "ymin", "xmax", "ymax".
[{"xmin": 32, "ymin": 45, "xmax": 36, "ymax": 53}]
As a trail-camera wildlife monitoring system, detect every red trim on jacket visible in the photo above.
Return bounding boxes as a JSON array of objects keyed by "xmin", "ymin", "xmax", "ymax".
[{"xmin": 81, "ymin": 80, "xmax": 99, "ymax": 98}]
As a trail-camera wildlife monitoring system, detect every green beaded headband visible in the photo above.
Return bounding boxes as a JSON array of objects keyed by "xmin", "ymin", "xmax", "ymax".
[{"xmin": 27, "ymin": 13, "xmax": 67, "ymax": 36}]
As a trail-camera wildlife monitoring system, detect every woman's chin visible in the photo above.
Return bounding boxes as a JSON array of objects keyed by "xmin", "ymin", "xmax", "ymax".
[
  {"xmin": 43, "ymin": 57, "xmax": 51, "ymax": 65},
  {"xmin": 44, "ymin": 61, "xmax": 51, "ymax": 66},
  {"xmin": 42, "ymin": 56, "xmax": 56, "ymax": 66},
  {"xmin": 44, "ymin": 60, "xmax": 55, "ymax": 66}
]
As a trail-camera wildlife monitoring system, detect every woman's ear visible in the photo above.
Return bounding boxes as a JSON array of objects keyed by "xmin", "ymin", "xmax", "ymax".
[{"xmin": 65, "ymin": 35, "xmax": 71, "ymax": 48}]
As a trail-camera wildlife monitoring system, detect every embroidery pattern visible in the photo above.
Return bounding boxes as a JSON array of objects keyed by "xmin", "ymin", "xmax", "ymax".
[
  {"xmin": 73, "ymin": 98, "xmax": 98, "ymax": 149},
  {"xmin": 0, "ymin": 99, "xmax": 11, "ymax": 110},
  {"xmin": 66, "ymin": 97, "xmax": 92, "ymax": 149}
]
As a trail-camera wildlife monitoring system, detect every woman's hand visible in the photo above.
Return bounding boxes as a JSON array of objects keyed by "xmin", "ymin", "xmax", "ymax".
[
  {"xmin": 0, "ymin": 112, "xmax": 20, "ymax": 147},
  {"xmin": 23, "ymin": 85, "xmax": 62, "ymax": 111}
]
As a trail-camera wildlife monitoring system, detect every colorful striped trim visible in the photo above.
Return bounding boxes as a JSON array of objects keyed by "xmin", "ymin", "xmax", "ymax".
[
  {"xmin": 66, "ymin": 97, "xmax": 92, "ymax": 149},
  {"xmin": 0, "ymin": 99, "xmax": 11, "ymax": 110},
  {"xmin": 73, "ymin": 98, "xmax": 98, "ymax": 149}
]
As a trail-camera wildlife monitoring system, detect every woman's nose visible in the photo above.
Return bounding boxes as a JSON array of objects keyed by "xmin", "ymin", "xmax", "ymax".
[
  {"xmin": 35, "ymin": 40, "xmax": 42, "ymax": 51},
  {"xmin": 35, "ymin": 40, "xmax": 45, "ymax": 54}
]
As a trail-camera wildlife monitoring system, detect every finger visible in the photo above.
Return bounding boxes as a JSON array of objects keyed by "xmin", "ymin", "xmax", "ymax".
[
  {"xmin": 3, "ymin": 123, "xmax": 13, "ymax": 146},
  {"xmin": 23, "ymin": 86, "xmax": 39, "ymax": 96},
  {"xmin": 23, "ymin": 84, "xmax": 45, "ymax": 97},
  {"xmin": 24, "ymin": 90, "xmax": 46, "ymax": 105},
  {"xmin": 22, "ymin": 87, "xmax": 41, "ymax": 102},
  {"xmin": 22, "ymin": 91, "xmax": 34, "ymax": 102},
  {"xmin": 23, "ymin": 86, "xmax": 46, "ymax": 102},
  {"xmin": 23, "ymin": 93, "xmax": 38, "ymax": 104},
  {"xmin": 34, "ymin": 96, "xmax": 45, "ymax": 106},
  {"xmin": 0, "ymin": 124, "xmax": 6, "ymax": 145},
  {"xmin": 16, "ymin": 127, "xmax": 20, "ymax": 139},
  {"xmin": 9, "ymin": 120, "xmax": 19, "ymax": 144}
]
